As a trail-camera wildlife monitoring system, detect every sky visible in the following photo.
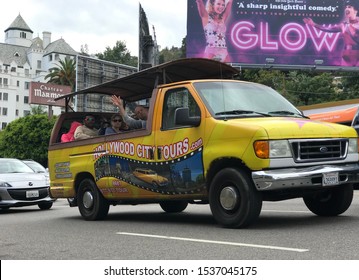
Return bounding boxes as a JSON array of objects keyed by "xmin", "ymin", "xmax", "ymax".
[{"xmin": 2, "ymin": 0, "xmax": 188, "ymax": 55}]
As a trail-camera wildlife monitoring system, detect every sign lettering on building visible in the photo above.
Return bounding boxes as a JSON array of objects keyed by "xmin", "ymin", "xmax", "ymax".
[{"xmin": 29, "ymin": 82, "xmax": 70, "ymax": 107}]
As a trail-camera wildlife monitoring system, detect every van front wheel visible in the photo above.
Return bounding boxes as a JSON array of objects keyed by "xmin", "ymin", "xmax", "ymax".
[
  {"xmin": 78, "ymin": 178, "xmax": 109, "ymax": 220},
  {"xmin": 209, "ymin": 168, "xmax": 262, "ymax": 228},
  {"xmin": 303, "ymin": 184, "xmax": 353, "ymax": 216}
]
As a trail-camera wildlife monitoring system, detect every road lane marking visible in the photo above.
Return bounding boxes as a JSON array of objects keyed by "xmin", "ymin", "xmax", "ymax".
[{"xmin": 116, "ymin": 232, "xmax": 309, "ymax": 252}]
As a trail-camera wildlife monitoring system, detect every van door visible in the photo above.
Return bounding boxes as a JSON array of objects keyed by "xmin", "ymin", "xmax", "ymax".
[{"xmin": 153, "ymin": 86, "xmax": 207, "ymax": 196}]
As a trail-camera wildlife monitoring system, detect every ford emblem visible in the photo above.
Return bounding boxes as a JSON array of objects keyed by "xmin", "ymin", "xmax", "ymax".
[{"xmin": 319, "ymin": 147, "xmax": 328, "ymax": 153}]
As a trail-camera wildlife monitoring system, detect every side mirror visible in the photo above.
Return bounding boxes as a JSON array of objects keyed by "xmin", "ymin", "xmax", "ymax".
[{"xmin": 174, "ymin": 108, "xmax": 201, "ymax": 127}]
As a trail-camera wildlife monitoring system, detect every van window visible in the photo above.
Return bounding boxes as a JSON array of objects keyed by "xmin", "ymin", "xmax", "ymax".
[{"xmin": 162, "ymin": 88, "xmax": 200, "ymax": 130}]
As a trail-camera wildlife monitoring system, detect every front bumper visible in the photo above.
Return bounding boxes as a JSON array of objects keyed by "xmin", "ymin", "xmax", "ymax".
[{"xmin": 252, "ymin": 163, "xmax": 359, "ymax": 191}]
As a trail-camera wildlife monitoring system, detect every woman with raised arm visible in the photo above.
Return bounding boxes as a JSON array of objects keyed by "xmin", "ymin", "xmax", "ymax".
[{"xmin": 196, "ymin": 0, "xmax": 233, "ymax": 62}]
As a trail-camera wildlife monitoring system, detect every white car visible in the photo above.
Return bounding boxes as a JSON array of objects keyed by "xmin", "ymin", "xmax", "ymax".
[
  {"xmin": 22, "ymin": 159, "xmax": 48, "ymax": 174},
  {"xmin": 0, "ymin": 158, "xmax": 54, "ymax": 210}
]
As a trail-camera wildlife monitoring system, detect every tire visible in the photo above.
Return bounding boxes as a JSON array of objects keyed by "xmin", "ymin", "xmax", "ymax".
[
  {"xmin": 209, "ymin": 168, "xmax": 262, "ymax": 228},
  {"xmin": 67, "ymin": 197, "xmax": 78, "ymax": 207},
  {"xmin": 160, "ymin": 201, "xmax": 188, "ymax": 213},
  {"xmin": 77, "ymin": 178, "xmax": 109, "ymax": 220},
  {"xmin": 38, "ymin": 201, "xmax": 53, "ymax": 210},
  {"xmin": 303, "ymin": 184, "xmax": 353, "ymax": 216}
]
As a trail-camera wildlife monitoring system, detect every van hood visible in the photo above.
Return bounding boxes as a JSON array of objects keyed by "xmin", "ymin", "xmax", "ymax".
[{"xmin": 228, "ymin": 117, "xmax": 357, "ymax": 139}]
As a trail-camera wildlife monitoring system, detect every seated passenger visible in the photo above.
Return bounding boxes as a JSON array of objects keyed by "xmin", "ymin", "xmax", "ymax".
[
  {"xmin": 98, "ymin": 117, "xmax": 111, "ymax": 135},
  {"xmin": 61, "ymin": 121, "xmax": 82, "ymax": 142},
  {"xmin": 74, "ymin": 114, "xmax": 99, "ymax": 140},
  {"xmin": 111, "ymin": 95, "xmax": 148, "ymax": 129},
  {"xmin": 105, "ymin": 114, "xmax": 130, "ymax": 135}
]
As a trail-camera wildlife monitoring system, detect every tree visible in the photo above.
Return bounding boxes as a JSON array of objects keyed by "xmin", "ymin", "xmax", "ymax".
[
  {"xmin": 30, "ymin": 105, "xmax": 47, "ymax": 115},
  {"xmin": 158, "ymin": 37, "xmax": 187, "ymax": 63},
  {"xmin": 96, "ymin": 40, "xmax": 138, "ymax": 67},
  {"xmin": 45, "ymin": 57, "xmax": 76, "ymax": 90},
  {"xmin": 0, "ymin": 115, "xmax": 56, "ymax": 167}
]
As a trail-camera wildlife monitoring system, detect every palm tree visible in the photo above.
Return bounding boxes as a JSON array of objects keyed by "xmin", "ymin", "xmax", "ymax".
[{"xmin": 45, "ymin": 57, "xmax": 76, "ymax": 90}]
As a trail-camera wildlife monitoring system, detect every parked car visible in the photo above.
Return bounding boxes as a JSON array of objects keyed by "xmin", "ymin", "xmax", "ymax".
[
  {"xmin": 0, "ymin": 158, "xmax": 54, "ymax": 210},
  {"xmin": 22, "ymin": 159, "xmax": 48, "ymax": 173}
]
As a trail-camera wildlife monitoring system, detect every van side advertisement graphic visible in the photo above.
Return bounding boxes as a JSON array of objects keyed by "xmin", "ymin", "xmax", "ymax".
[{"xmin": 187, "ymin": 0, "xmax": 359, "ymax": 67}]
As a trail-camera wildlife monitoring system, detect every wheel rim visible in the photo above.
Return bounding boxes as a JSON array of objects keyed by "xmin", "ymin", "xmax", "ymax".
[
  {"xmin": 219, "ymin": 186, "xmax": 238, "ymax": 211},
  {"xmin": 83, "ymin": 191, "xmax": 94, "ymax": 209}
]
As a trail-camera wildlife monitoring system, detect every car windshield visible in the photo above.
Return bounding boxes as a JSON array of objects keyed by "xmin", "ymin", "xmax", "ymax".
[
  {"xmin": 0, "ymin": 159, "xmax": 34, "ymax": 174},
  {"xmin": 23, "ymin": 161, "xmax": 47, "ymax": 173},
  {"xmin": 193, "ymin": 81, "xmax": 302, "ymax": 119}
]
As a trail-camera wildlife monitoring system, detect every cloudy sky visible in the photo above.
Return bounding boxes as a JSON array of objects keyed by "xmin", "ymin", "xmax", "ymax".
[{"xmin": 3, "ymin": 0, "xmax": 188, "ymax": 55}]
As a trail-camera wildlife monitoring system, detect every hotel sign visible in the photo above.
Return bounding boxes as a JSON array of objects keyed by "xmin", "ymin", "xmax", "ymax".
[{"xmin": 29, "ymin": 82, "xmax": 70, "ymax": 107}]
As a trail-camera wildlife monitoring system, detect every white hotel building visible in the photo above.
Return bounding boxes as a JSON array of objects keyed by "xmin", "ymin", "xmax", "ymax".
[{"xmin": 0, "ymin": 14, "xmax": 137, "ymax": 131}]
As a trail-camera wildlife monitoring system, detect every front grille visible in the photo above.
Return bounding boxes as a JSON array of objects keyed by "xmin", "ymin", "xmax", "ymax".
[
  {"xmin": 7, "ymin": 188, "xmax": 49, "ymax": 201},
  {"xmin": 290, "ymin": 139, "xmax": 348, "ymax": 163}
]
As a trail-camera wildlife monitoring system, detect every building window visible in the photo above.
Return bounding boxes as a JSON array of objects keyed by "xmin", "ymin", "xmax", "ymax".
[
  {"xmin": 17, "ymin": 81, "xmax": 20, "ymax": 87},
  {"xmin": 25, "ymin": 82, "xmax": 30, "ymax": 89},
  {"xmin": 55, "ymin": 54, "xmax": 60, "ymax": 61},
  {"xmin": 11, "ymin": 67, "xmax": 16, "ymax": 72},
  {"xmin": 20, "ymin": 31, "xmax": 26, "ymax": 38},
  {"xmin": 16, "ymin": 95, "xmax": 19, "ymax": 102},
  {"xmin": 2, "ymin": 107, "xmax": 8, "ymax": 116},
  {"xmin": 0, "ymin": 92, "xmax": 2, "ymax": 100},
  {"xmin": 3, "ymin": 78, "xmax": 8, "ymax": 86},
  {"xmin": 49, "ymin": 54, "xmax": 52, "ymax": 61},
  {"xmin": 37, "ymin": 60, "xmax": 41, "ymax": 69},
  {"xmin": 25, "ymin": 69, "xmax": 29, "ymax": 77},
  {"xmin": 24, "ymin": 110, "xmax": 30, "ymax": 116},
  {"xmin": 3, "ymin": 92, "xmax": 8, "ymax": 101},
  {"xmin": 16, "ymin": 109, "xmax": 19, "ymax": 116},
  {"xmin": 0, "ymin": 78, "xmax": 2, "ymax": 85},
  {"xmin": 1, "ymin": 122, "xmax": 7, "ymax": 130},
  {"xmin": 24, "ymin": 96, "xmax": 29, "ymax": 104}
]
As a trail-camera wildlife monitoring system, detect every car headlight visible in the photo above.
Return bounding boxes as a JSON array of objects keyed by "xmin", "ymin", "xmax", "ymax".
[
  {"xmin": 0, "ymin": 181, "xmax": 12, "ymax": 188},
  {"xmin": 348, "ymin": 138, "xmax": 359, "ymax": 154},
  {"xmin": 254, "ymin": 140, "xmax": 292, "ymax": 159}
]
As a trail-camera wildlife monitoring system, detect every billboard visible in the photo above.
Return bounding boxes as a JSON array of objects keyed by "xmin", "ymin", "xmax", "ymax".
[
  {"xmin": 29, "ymin": 82, "xmax": 70, "ymax": 107},
  {"xmin": 187, "ymin": 0, "xmax": 359, "ymax": 68}
]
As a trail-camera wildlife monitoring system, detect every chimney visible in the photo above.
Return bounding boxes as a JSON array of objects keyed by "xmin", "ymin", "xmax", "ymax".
[{"xmin": 43, "ymin": 31, "xmax": 51, "ymax": 48}]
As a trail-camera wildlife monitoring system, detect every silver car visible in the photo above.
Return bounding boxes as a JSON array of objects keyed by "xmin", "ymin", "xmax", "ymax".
[{"xmin": 0, "ymin": 158, "xmax": 54, "ymax": 210}]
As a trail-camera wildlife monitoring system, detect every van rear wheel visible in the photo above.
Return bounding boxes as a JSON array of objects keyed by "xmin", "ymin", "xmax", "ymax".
[
  {"xmin": 160, "ymin": 201, "xmax": 188, "ymax": 213},
  {"xmin": 78, "ymin": 178, "xmax": 109, "ymax": 220},
  {"xmin": 303, "ymin": 184, "xmax": 353, "ymax": 216},
  {"xmin": 209, "ymin": 168, "xmax": 262, "ymax": 228}
]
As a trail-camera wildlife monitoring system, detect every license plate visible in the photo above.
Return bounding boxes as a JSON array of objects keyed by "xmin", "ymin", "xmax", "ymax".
[
  {"xmin": 26, "ymin": 190, "xmax": 39, "ymax": 198},
  {"xmin": 322, "ymin": 172, "xmax": 339, "ymax": 186}
]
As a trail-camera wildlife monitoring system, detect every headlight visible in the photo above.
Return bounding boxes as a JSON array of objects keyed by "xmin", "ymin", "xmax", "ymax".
[
  {"xmin": 254, "ymin": 140, "xmax": 292, "ymax": 159},
  {"xmin": 348, "ymin": 138, "xmax": 359, "ymax": 154},
  {"xmin": 0, "ymin": 181, "xmax": 12, "ymax": 188}
]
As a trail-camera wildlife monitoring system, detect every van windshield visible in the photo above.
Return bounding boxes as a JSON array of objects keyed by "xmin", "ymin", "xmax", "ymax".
[{"xmin": 194, "ymin": 81, "xmax": 303, "ymax": 119}]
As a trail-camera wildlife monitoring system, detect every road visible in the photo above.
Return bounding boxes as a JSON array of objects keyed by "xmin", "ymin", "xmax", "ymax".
[{"xmin": 1, "ymin": 191, "xmax": 359, "ymax": 260}]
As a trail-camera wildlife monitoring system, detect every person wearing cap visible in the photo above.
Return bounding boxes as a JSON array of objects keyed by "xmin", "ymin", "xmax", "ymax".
[
  {"xmin": 74, "ymin": 114, "xmax": 99, "ymax": 140},
  {"xmin": 105, "ymin": 114, "xmax": 130, "ymax": 135},
  {"xmin": 303, "ymin": 1, "xmax": 359, "ymax": 66}
]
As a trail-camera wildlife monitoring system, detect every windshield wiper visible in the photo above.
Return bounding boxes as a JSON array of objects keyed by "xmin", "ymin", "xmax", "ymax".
[
  {"xmin": 215, "ymin": 110, "xmax": 270, "ymax": 117},
  {"xmin": 268, "ymin": 110, "xmax": 305, "ymax": 117}
]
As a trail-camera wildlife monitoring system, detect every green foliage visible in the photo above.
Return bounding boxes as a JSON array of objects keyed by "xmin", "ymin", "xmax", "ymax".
[
  {"xmin": 45, "ymin": 57, "xmax": 76, "ymax": 91},
  {"xmin": 96, "ymin": 40, "xmax": 138, "ymax": 67},
  {"xmin": 0, "ymin": 115, "xmax": 56, "ymax": 167},
  {"xmin": 30, "ymin": 105, "xmax": 47, "ymax": 115},
  {"xmin": 336, "ymin": 72, "xmax": 359, "ymax": 100}
]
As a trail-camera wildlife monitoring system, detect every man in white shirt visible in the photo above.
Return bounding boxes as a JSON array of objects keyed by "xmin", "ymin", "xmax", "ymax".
[{"xmin": 74, "ymin": 114, "xmax": 99, "ymax": 140}]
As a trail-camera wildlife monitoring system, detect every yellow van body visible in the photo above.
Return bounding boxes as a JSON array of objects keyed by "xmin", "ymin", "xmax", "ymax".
[{"xmin": 48, "ymin": 58, "xmax": 359, "ymax": 228}]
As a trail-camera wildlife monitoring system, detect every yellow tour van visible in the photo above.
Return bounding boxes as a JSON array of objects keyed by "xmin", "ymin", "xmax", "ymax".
[{"xmin": 48, "ymin": 58, "xmax": 359, "ymax": 228}]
